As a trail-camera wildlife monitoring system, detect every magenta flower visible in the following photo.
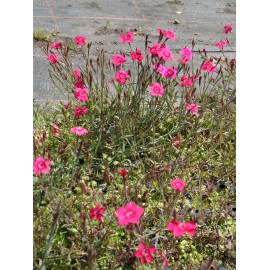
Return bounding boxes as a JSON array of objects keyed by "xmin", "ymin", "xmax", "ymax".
[
  {"xmin": 50, "ymin": 42, "xmax": 62, "ymax": 50},
  {"xmin": 74, "ymin": 87, "xmax": 89, "ymax": 103},
  {"xmin": 224, "ymin": 24, "xmax": 232, "ymax": 34},
  {"xmin": 180, "ymin": 75, "xmax": 193, "ymax": 88},
  {"xmin": 201, "ymin": 60, "xmax": 216, "ymax": 74},
  {"xmin": 119, "ymin": 32, "xmax": 134, "ymax": 44},
  {"xmin": 163, "ymin": 66, "xmax": 177, "ymax": 79},
  {"xmin": 182, "ymin": 47, "xmax": 193, "ymax": 61},
  {"xmin": 170, "ymin": 178, "xmax": 187, "ymax": 191},
  {"xmin": 148, "ymin": 43, "xmax": 164, "ymax": 57},
  {"xmin": 75, "ymin": 35, "xmax": 87, "ymax": 45},
  {"xmin": 74, "ymin": 106, "xmax": 87, "ymax": 117},
  {"xmin": 215, "ymin": 39, "xmax": 227, "ymax": 49},
  {"xmin": 112, "ymin": 54, "xmax": 126, "ymax": 66},
  {"xmin": 89, "ymin": 204, "xmax": 105, "ymax": 222},
  {"xmin": 158, "ymin": 46, "xmax": 173, "ymax": 61},
  {"xmin": 157, "ymin": 29, "xmax": 176, "ymax": 40},
  {"xmin": 115, "ymin": 70, "xmax": 130, "ymax": 84},
  {"xmin": 150, "ymin": 82, "xmax": 165, "ymax": 98},
  {"xmin": 115, "ymin": 202, "xmax": 144, "ymax": 226},
  {"xmin": 167, "ymin": 220, "xmax": 197, "ymax": 238},
  {"xmin": 134, "ymin": 242, "xmax": 156, "ymax": 264},
  {"xmin": 70, "ymin": 127, "xmax": 88, "ymax": 136},
  {"xmin": 157, "ymin": 64, "xmax": 167, "ymax": 75},
  {"xmin": 131, "ymin": 49, "xmax": 144, "ymax": 62},
  {"xmin": 186, "ymin": 103, "xmax": 198, "ymax": 115},
  {"xmin": 47, "ymin": 53, "xmax": 59, "ymax": 64},
  {"xmin": 33, "ymin": 156, "xmax": 51, "ymax": 175}
]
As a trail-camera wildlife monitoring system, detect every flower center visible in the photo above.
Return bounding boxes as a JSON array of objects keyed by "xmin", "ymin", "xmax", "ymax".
[
  {"xmin": 38, "ymin": 162, "xmax": 45, "ymax": 169},
  {"xmin": 125, "ymin": 210, "xmax": 134, "ymax": 218}
]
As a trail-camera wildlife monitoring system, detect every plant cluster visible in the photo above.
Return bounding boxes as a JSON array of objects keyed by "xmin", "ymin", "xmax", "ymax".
[{"xmin": 33, "ymin": 24, "xmax": 236, "ymax": 269}]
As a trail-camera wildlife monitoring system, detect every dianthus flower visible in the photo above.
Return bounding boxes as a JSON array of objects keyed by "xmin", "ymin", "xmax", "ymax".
[
  {"xmin": 201, "ymin": 60, "xmax": 216, "ymax": 74},
  {"xmin": 157, "ymin": 46, "xmax": 173, "ymax": 61},
  {"xmin": 89, "ymin": 204, "xmax": 105, "ymax": 222},
  {"xmin": 33, "ymin": 156, "xmax": 51, "ymax": 175},
  {"xmin": 74, "ymin": 87, "xmax": 89, "ymax": 102},
  {"xmin": 115, "ymin": 202, "xmax": 144, "ymax": 226},
  {"xmin": 180, "ymin": 75, "xmax": 193, "ymax": 87},
  {"xmin": 215, "ymin": 39, "xmax": 227, "ymax": 49},
  {"xmin": 50, "ymin": 42, "xmax": 62, "ymax": 50},
  {"xmin": 186, "ymin": 103, "xmax": 198, "ymax": 115},
  {"xmin": 148, "ymin": 43, "xmax": 164, "ymax": 57},
  {"xmin": 134, "ymin": 242, "xmax": 156, "ymax": 264},
  {"xmin": 182, "ymin": 47, "xmax": 193, "ymax": 61},
  {"xmin": 74, "ymin": 106, "xmax": 87, "ymax": 117},
  {"xmin": 224, "ymin": 24, "xmax": 232, "ymax": 34},
  {"xmin": 112, "ymin": 54, "xmax": 126, "ymax": 66},
  {"xmin": 167, "ymin": 220, "xmax": 197, "ymax": 237},
  {"xmin": 156, "ymin": 64, "xmax": 167, "ymax": 75},
  {"xmin": 156, "ymin": 29, "xmax": 176, "ymax": 40},
  {"xmin": 47, "ymin": 53, "xmax": 59, "ymax": 64},
  {"xmin": 70, "ymin": 127, "xmax": 88, "ymax": 136},
  {"xmin": 150, "ymin": 82, "xmax": 165, "ymax": 98},
  {"xmin": 170, "ymin": 178, "xmax": 187, "ymax": 191},
  {"xmin": 75, "ymin": 35, "xmax": 87, "ymax": 45},
  {"xmin": 115, "ymin": 70, "xmax": 130, "ymax": 84},
  {"xmin": 119, "ymin": 32, "xmax": 134, "ymax": 44},
  {"xmin": 163, "ymin": 66, "xmax": 177, "ymax": 79},
  {"xmin": 131, "ymin": 49, "xmax": 144, "ymax": 62}
]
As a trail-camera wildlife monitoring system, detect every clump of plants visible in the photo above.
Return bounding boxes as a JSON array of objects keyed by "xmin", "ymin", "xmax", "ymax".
[{"xmin": 33, "ymin": 25, "xmax": 236, "ymax": 269}]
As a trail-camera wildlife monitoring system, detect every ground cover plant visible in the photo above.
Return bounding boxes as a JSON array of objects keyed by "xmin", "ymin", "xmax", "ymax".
[{"xmin": 33, "ymin": 25, "xmax": 236, "ymax": 270}]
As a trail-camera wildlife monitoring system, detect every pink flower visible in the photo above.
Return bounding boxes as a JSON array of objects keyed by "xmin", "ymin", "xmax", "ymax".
[
  {"xmin": 170, "ymin": 178, "xmax": 187, "ymax": 191},
  {"xmin": 47, "ymin": 53, "xmax": 60, "ymax": 64},
  {"xmin": 131, "ymin": 49, "xmax": 144, "ymax": 62},
  {"xmin": 150, "ymin": 82, "xmax": 165, "ymax": 98},
  {"xmin": 157, "ymin": 29, "xmax": 176, "ymax": 40},
  {"xmin": 180, "ymin": 75, "xmax": 193, "ymax": 87},
  {"xmin": 172, "ymin": 136, "xmax": 181, "ymax": 148},
  {"xmin": 134, "ymin": 242, "xmax": 156, "ymax": 264},
  {"xmin": 148, "ymin": 43, "xmax": 164, "ymax": 57},
  {"xmin": 119, "ymin": 169, "xmax": 127, "ymax": 177},
  {"xmin": 163, "ymin": 66, "xmax": 177, "ymax": 79},
  {"xmin": 75, "ymin": 35, "xmax": 87, "ymax": 45},
  {"xmin": 224, "ymin": 24, "xmax": 232, "ymax": 34},
  {"xmin": 89, "ymin": 204, "xmax": 105, "ymax": 222},
  {"xmin": 74, "ymin": 106, "xmax": 87, "ymax": 117},
  {"xmin": 115, "ymin": 70, "xmax": 130, "ymax": 84},
  {"xmin": 167, "ymin": 220, "xmax": 197, "ymax": 238},
  {"xmin": 52, "ymin": 124, "xmax": 60, "ymax": 137},
  {"xmin": 119, "ymin": 32, "xmax": 135, "ymax": 44},
  {"xmin": 74, "ymin": 87, "xmax": 89, "ymax": 102},
  {"xmin": 186, "ymin": 103, "xmax": 199, "ymax": 115},
  {"xmin": 201, "ymin": 60, "xmax": 216, "ymax": 74},
  {"xmin": 115, "ymin": 202, "xmax": 144, "ymax": 226},
  {"xmin": 215, "ymin": 39, "xmax": 227, "ymax": 49},
  {"xmin": 158, "ymin": 46, "xmax": 173, "ymax": 61},
  {"xmin": 74, "ymin": 69, "xmax": 85, "ymax": 88},
  {"xmin": 157, "ymin": 64, "xmax": 167, "ymax": 75},
  {"xmin": 50, "ymin": 42, "xmax": 62, "ymax": 50},
  {"xmin": 33, "ymin": 156, "xmax": 51, "ymax": 175},
  {"xmin": 70, "ymin": 127, "xmax": 88, "ymax": 136},
  {"xmin": 178, "ymin": 56, "xmax": 188, "ymax": 64},
  {"xmin": 112, "ymin": 54, "xmax": 126, "ymax": 66},
  {"xmin": 181, "ymin": 47, "xmax": 193, "ymax": 61}
]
